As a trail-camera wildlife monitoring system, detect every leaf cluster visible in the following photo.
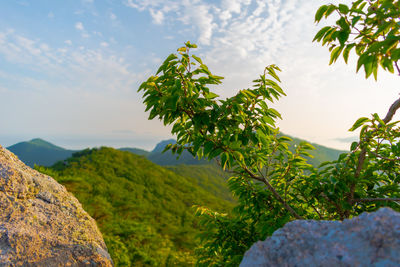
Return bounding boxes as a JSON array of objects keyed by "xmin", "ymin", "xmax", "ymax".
[{"xmin": 314, "ymin": 0, "xmax": 400, "ymax": 79}]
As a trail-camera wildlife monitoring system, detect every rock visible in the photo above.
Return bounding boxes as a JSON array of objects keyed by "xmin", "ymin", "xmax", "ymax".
[
  {"xmin": 240, "ymin": 208, "xmax": 400, "ymax": 267},
  {"xmin": 0, "ymin": 145, "xmax": 113, "ymax": 266}
]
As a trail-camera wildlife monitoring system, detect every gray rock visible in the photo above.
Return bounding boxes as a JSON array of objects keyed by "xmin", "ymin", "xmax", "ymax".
[
  {"xmin": 0, "ymin": 145, "xmax": 113, "ymax": 266},
  {"xmin": 240, "ymin": 208, "xmax": 400, "ymax": 267}
]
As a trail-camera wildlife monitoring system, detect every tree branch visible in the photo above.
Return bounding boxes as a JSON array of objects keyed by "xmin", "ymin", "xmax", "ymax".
[
  {"xmin": 354, "ymin": 198, "xmax": 400, "ymax": 202},
  {"xmin": 241, "ymin": 165, "xmax": 304, "ymax": 220},
  {"xmin": 382, "ymin": 96, "xmax": 400, "ymax": 124}
]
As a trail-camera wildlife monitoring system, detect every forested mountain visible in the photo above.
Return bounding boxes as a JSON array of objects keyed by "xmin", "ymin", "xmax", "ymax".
[
  {"xmin": 147, "ymin": 139, "xmax": 208, "ymax": 166},
  {"xmin": 118, "ymin": 147, "xmax": 150, "ymax": 156},
  {"xmin": 7, "ymin": 138, "xmax": 76, "ymax": 167},
  {"xmin": 285, "ymin": 135, "xmax": 347, "ymax": 167},
  {"xmin": 36, "ymin": 147, "xmax": 234, "ymax": 266}
]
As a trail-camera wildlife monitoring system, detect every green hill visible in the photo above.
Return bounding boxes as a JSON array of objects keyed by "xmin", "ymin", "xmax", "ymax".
[
  {"xmin": 166, "ymin": 163, "xmax": 234, "ymax": 203},
  {"xmin": 36, "ymin": 147, "xmax": 234, "ymax": 266},
  {"xmin": 147, "ymin": 139, "xmax": 208, "ymax": 166},
  {"xmin": 285, "ymin": 134, "xmax": 347, "ymax": 167},
  {"xmin": 118, "ymin": 147, "xmax": 150, "ymax": 157},
  {"xmin": 7, "ymin": 138, "xmax": 77, "ymax": 167}
]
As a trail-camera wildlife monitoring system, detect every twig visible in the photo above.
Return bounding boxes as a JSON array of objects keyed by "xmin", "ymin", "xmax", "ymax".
[
  {"xmin": 354, "ymin": 198, "xmax": 400, "ymax": 202},
  {"xmin": 241, "ymin": 165, "xmax": 304, "ymax": 220}
]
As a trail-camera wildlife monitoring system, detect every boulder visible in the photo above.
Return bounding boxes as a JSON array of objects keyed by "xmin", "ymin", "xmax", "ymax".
[
  {"xmin": 240, "ymin": 208, "xmax": 399, "ymax": 267},
  {"xmin": 0, "ymin": 145, "xmax": 113, "ymax": 266}
]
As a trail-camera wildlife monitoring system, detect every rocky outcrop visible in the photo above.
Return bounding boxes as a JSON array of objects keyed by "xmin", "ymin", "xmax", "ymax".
[
  {"xmin": 240, "ymin": 208, "xmax": 399, "ymax": 267},
  {"xmin": 0, "ymin": 145, "xmax": 113, "ymax": 266}
]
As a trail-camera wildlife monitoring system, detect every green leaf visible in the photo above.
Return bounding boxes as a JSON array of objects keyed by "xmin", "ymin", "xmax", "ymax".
[
  {"xmin": 313, "ymin": 26, "xmax": 332, "ymax": 42},
  {"xmin": 315, "ymin": 5, "xmax": 328, "ymax": 22},
  {"xmin": 349, "ymin": 117, "xmax": 369, "ymax": 131},
  {"xmin": 330, "ymin": 46, "xmax": 344, "ymax": 65},
  {"xmin": 343, "ymin": 44, "xmax": 355, "ymax": 63},
  {"xmin": 192, "ymin": 54, "xmax": 203, "ymax": 64},
  {"xmin": 205, "ymin": 92, "xmax": 219, "ymax": 99},
  {"xmin": 325, "ymin": 4, "xmax": 337, "ymax": 18},
  {"xmin": 338, "ymin": 4, "xmax": 349, "ymax": 14},
  {"xmin": 351, "ymin": 16, "xmax": 362, "ymax": 27},
  {"xmin": 350, "ymin": 141, "xmax": 359, "ymax": 151},
  {"xmin": 338, "ymin": 31, "xmax": 350, "ymax": 46},
  {"xmin": 372, "ymin": 113, "xmax": 385, "ymax": 126}
]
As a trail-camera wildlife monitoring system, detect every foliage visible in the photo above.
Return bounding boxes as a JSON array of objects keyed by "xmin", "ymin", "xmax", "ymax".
[
  {"xmin": 138, "ymin": 36, "xmax": 400, "ymax": 264},
  {"xmin": 166, "ymin": 163, "xmax": 235, "ymax": 202},
  {"xmin": 314, "ymin": 0, "xmax": 400, "ymax": 80},
  {"xmin": 36, "ymin": 147, "xmax": 233, "ymax": 266}
]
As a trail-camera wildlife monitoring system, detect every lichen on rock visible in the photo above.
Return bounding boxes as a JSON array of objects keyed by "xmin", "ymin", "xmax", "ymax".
[{"xmin": 0, "ymin": 145, "xmax": 113, "ymax": 266}]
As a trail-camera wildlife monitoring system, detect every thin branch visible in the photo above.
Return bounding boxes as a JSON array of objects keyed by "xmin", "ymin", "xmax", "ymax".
[
  {"xmin": 370, "ymin": 150, "xmax": 400, "ymax": 162},
  {"xmin": 394, "ymin": 61, "xmax": 400, "ymax": 76},
  {"xmin": 241, "ymin": 165, "xmax": 304, "ymax": 220},
  {"xmin": 320, "ymin": 192, "xmax": 345, "ymax": 220},
  {"xmin": 354, "ymin": 198, "xmax": 400, "ymax": 202}
]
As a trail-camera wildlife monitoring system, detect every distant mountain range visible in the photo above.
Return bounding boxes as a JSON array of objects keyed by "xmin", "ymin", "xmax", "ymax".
[
  {"xmin": 6, "ymin": 138, "xmax": 77, "ymax": 167},
  {"xmin": 6, "ymin": 135, "xmax": 347, "ymax": 168}
]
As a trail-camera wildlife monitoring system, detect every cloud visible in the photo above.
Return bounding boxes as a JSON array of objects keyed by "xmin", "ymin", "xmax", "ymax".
[
  {"xmin": 149, "ymin": 9, "xmax": 164, "ymax": 24},
  {"xmin": 48, "ymin": 12, "xmax": 54, "ymax": 18},
  {"xmin": 0, "ymin": 30, "xmax": 141, "ymax": 95},
  {"xmin": 334, "ymin": 136, "xmax": 358, "ymax": 143},
  {"xmin": 124, "ymin": 0, "xmax": 215, "ymax": 44},
  {"xmin": 110, "ymin": 13, "xmax": 117, "ymax": 20},
  {"xmin": 64, "ymin": 40, "xmax": 72, "ymax": 45},
  {"xmin": 75, "ymin": 22, "xmax": 84, "ymax": 31}
]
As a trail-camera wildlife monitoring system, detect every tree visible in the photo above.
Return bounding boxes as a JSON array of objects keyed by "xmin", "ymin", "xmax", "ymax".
[{"xmin": 138, "ymin": 1, "xmax": 400, "ymax": 265}]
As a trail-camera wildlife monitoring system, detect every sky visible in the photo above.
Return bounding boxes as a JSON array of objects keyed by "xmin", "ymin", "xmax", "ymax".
[{"xmin": 0, "ymin": 0, "xmax": 399, "ymax": 151}]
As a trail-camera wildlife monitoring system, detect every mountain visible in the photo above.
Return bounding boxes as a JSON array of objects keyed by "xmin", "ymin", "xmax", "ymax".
[
  {"xmin": 7, "ymin": 138, "xmax": 77, "ymax": 167},
  {"xmin": 147, "ymin": 139, "xmax": 208, "ymax": 166},
  {"xmin": 285, "ymin": 134, "xmax": 347, "ymax": 167},
  {"xmin": 36, "ymin": 147, "xmax": 234, "ymax": 266},
  {"xmin": 147, "ymin": 135, "xmax": 346, "ymax": 168},
  {"xmin": 118, "ymin": 147, "xmax": 150, "ymax": 156}
]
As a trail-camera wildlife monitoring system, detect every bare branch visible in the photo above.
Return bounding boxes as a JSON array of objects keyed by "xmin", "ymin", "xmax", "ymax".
[{"xmin": 383, "ymin": 96, "xmax": 400, "ymax": 123}]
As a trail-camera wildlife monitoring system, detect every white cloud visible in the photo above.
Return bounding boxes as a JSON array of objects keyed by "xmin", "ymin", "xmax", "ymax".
[
  {"xmin": 64, "ymin": 40, "xmax": 72, "ymax": 45},
  {"xmin": 0, "ymin": 30, "xmax": 140, "ymax": 95},
  {"xmin": 48, "ymin": 12, "xmax": 54, "ymax": 18},
  {"xmin": 124, "ymin": 0, "xmax": 215, "ymax": 44},
  {"xmin": 149, "ymin": 9, "xmax": 164, "ymax": 24},
  {"xmin": 110, "ymin": 13, "xmax": 117, "ymax": 20},
  {"xmin": 75, "ymin": 22, "xmax": 84, "ymax": 31}
]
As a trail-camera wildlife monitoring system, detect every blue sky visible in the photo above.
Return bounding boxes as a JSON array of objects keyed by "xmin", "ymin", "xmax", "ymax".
[{"xmin": 0, "ymin": 0, "xmax": 399, "ymax": 151}]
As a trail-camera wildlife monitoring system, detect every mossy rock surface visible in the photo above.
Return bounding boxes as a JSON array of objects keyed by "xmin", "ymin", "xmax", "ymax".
[{"xmin": 0, "ymin": 145, "xmax": 112, "ymax": 266}]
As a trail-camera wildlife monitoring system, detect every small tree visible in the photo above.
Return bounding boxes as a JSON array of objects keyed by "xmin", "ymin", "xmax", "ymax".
[{"xmin": 138, "ymin": 1, "xmax": 400, "ymax": 265}]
